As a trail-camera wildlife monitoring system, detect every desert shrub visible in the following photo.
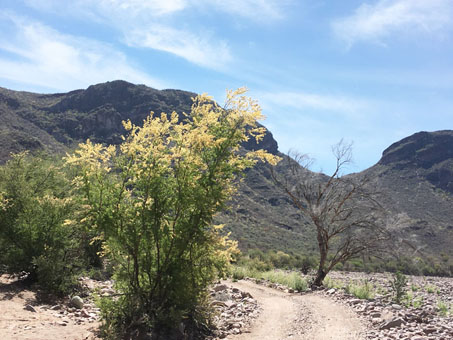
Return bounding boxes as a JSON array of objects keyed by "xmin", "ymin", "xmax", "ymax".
[
  {"xmin": 269, "ymin": 250, "xmax": 292, "ymax": 268},
  {"xmin": 232, "ymin": 266, "xmax": 308, "ymax": 291},
  {"xmin": 0, "ymin": 152, "xmax": 79, "ymax": 295},
  {"xmin": 247, "ymin": 257, "xmax": 273, "ymax": 271},
  {"xmin": 247, "ymin": 248, "xmax": 266, "ymax": 261},
  {"xmin": 240, "ymin": 248, "xmax": 317, "ymax": 273},
  {"xmin": 437, "ymin": 300, "xmax": 451, "ymax": 316},
  {"xmin": 345, "ymin": 280, "xmax": 375, "ymax": 300},
  {"xmin": 231, "ymin": 266, "xmax": 247, "ymax": 281},
  {"xmin": 263, "ymin": 271, "xmax": 307, "ymax": 291},
  {"xmin": 323, "ymin": 276, "xmax": 344, "ymax": 289},
  {"xmin": 425, "ymin": 285, "xmax": 438, "ymax": 294},
  {"xmin": 404, "ymin": 291, "xmax": 423, "ymax": 308},
  {"xmin": 391, "ymin": 271, "xmax": 408, "ymax": 304},
  {"xmin": 66, "ymin": 89, "xmax": 279, "ymax": 337},
  {"xmin": 411, "ymin": 284, "xmax": 420, "ymax": 292},
  {"xmin": 298, "ymin": 255, "xmax": 318, "ymax": 274}
]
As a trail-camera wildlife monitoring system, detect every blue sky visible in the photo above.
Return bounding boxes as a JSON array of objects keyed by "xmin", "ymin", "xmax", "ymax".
[{"xmin": 0, "ymin": 0, "xmax": 452, "ymax": 174}]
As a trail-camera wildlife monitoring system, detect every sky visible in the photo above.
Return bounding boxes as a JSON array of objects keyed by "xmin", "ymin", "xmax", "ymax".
[{"xmin": 0, "ymin": 0, "xmax": 452, "ymax": 174}]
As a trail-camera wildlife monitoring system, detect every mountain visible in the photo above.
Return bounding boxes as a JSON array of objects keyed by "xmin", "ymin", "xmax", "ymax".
[
  {"xmin": 0, "ymin": 81, "xmax": 452, "ymax": 267},
  {"xmin": 361, "ymin": 131, "xmax": 453, "ymax": 259}
]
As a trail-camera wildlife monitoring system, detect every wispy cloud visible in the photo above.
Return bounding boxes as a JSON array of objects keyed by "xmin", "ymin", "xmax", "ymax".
[
  {"xmin": 0, "ymin": 13, "xmax": 163, "ymax": 92},
  {"xmin": 24, "ymin": 0, "xmax": 188, "ymax": 17},
  {"xmin": 125, "ymin": 24, "xmax": 231, "ymax": 70},
  {"xmin": 332, "ymin": 0, "xmax": 453, "ymax": 47},
  {"xmin": 99, "ymin": 0, "xmax": 188, "ymax": 16},
  {"xmin": 259, "ymin": 91, "xmax": 369, "ymax": 114},
  {"xmin": 90, "ymin": 0, "xmax": 289, "ymax": 21},
  {"xmin": 194, "ymin": 0, "xmax": 289, "ymax": 21}
]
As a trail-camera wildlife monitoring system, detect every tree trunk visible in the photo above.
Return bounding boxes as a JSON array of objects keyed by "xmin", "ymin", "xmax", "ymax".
[
  {"xmin": 312, "ymin": 267, "xmax": 327, "ymax": 288},
  {"xmin": 313, "ymin": 226, "xmax": 328, "ymax": 287}
]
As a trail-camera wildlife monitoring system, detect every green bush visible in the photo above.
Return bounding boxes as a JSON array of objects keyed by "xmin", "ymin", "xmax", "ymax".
[
  {"xmin": 0, "ymin": 152, "xmax": 79, "ymax": 295},
  {"xmin": 437, "ymin": 300, "xmax": 451, "ymax": 316},
  {"xmin": 404, "ymin": 291, "xmax": 423, "ymax": 308},
  {"xmin": 391, "ymin": 271, "xmax": 408, "ymax": 304},
  {"xmin": 345, "ymin": 280, "xmax": 375, "ymax": 300},
  {"xmin": 323, "ymin": 276, "xmax": 344, "ymax": 290}
]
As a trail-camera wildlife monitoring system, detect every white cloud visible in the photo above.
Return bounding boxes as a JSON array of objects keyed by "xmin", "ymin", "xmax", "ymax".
[
  {"xmin": 332, "ymin": 0, "xmax": 453, "ymax": 47},
  {"xmin": 259, "ymin": 91, "xmax": 368, "ymax": 114},
  {"xmin": 99, "ymin": 0, "xmax": 187, "ymax": 15},
  {"xmin": 26, "ymin": 0, "xmax": 287, "ymax": 21},
  {"xmin": 24, "ymin": 0, "xmax": 187, "ymax": 17},
  {"xmin": 194, "ymin": 0, "xmax": 288, "ymax": 21},
  {"xmin": 125, "ymin": 24, "xmax": 231, "ymax": 70},
  {"xmin": 0, "ymin": 14, "xmax": 164, "ymax": 92}
]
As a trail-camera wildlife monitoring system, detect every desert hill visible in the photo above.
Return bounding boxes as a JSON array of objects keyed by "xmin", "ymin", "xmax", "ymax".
[{"xmin": 361, "ymin": 130, "xmax": 453, "ymax": 260}]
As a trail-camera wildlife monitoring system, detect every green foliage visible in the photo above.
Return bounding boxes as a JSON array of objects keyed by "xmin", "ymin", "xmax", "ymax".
[
  {"xmin": 391, "ymin": 271, "xmax": 408, "ymax": 304},
  {"xmin": 66, "ymin": 89, "xmax": 279, "ymax": 336},
  {"xmin": 345, "ymin": 280, "xmax": 375, "ymax": 300},
  {"xmin": 236, "ymin": 248, "xmax": 317, "ymax": 273},
  {"xmin": 231, "ymin": 266, "xmax": 247, "ymax": 281},
  {"xmin": 323, "ymin": 276, "xmax": 344, "ymax": 290},
  {"xmin": 300, "ymin": 255, "xmax": 316, "ymax": 274},
  {"xmin": 0, "ymin": 152, "xmax": 79, "ymax": 295},
  {"xmin": 411, "ymin": 284, "xmax": 420, "ymax": 292},
  {"xmin": 404, "ymin": 291, "xmax": 424, "ymax": 308},
  {"xmin": 230, "ymin": 266, "xmax": 308, "ymax": 291},
  {"xmin": 260, "ymin": 270, "xmax": 307, "ymax": 291},
  {"xmin": 437, "ymin": 300, "xmax": 451, "ymax": 316},
  {"xmin": 425, "ymin": 285, "xmax": 437, "ymax": 294},
  {"xmin": 334, "ymin": 254, "xmax": 453, "ymax": 278}
]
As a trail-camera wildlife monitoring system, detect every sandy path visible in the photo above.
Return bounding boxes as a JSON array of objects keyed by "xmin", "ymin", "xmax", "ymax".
[{"xmin": 226, "ymin": 280, "xmax": 365, "ymax": 340}]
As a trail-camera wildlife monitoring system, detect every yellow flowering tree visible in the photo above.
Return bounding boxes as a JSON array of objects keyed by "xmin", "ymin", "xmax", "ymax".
[{"xmin": 66, "ymin": 88, "xmax": 280, "ymax": 336}]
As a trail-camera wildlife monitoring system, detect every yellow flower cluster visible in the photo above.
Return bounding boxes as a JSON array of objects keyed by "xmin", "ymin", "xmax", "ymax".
[{"xmin": 0, "ymin": 192, "xmax": 8, "ymax": 211}]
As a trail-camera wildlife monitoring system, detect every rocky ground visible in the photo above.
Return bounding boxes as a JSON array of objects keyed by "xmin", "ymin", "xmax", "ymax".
[
  {"xmin": 317, "ymin": 271, "xmax": 453, "ymax": 340},
  {"xmin": 2, "ymin": 271, "xmax": 453, "ymax": 340},
  {"xmin": 208, "ymin": 282, "xmax": 261, "ymax": 339}
]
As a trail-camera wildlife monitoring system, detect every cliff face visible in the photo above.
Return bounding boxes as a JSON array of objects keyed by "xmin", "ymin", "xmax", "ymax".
[{"xmin": 379, "ymin": 131, "xmax": 453, "ymax": 194}]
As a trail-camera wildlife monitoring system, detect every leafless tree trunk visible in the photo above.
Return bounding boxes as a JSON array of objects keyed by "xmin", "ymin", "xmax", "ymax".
[{"xmin": 272, "ymin": 140, "xmax": 389, "ymax": 287}]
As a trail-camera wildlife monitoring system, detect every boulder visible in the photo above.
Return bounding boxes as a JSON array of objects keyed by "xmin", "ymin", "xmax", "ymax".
[{"xmin": 70, "ymin": 296, "xmax": 84, "ymax": 309}]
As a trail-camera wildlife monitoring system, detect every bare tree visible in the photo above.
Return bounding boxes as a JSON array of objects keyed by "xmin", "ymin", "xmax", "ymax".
[{"xmin": 272, "ymin": 141, "xmax": 389, "ymax": 287}]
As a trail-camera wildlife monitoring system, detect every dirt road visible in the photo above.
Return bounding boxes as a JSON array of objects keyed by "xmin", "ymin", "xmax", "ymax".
[
  {"xmin": 226, "ymin": 280, "xmax": 366, "ymax": 340},
  {"xmin": 1, "ymin": 274, "xmax": 365, "ymax": 340}
]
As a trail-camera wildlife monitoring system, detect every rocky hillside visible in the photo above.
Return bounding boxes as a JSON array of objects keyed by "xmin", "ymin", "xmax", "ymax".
[
  {"xmin": 361, "ymin": 130, "xmax": 453, "ymax": 258},
  {"xmin": 0, "ymin": 81, "xmax": 452, "ymax": 261}
]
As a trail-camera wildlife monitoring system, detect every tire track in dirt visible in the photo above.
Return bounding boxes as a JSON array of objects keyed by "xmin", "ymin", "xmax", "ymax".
[{"xmin": 225, "ymin": 280, "xmax": 365, "ymax": 340}]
